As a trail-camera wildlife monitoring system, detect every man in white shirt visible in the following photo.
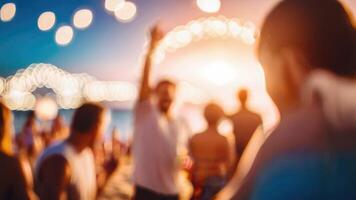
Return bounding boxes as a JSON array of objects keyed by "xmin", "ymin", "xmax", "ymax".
[
  {"xmin": 132, "ymin": 25, "xmax": 188, "ymax": 200},
  {"xmin": 35, "ymin": 103, "xmax": 118, "ymax": 200}
]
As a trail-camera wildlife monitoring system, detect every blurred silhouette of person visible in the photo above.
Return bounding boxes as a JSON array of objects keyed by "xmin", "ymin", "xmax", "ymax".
[
  {"xmin": 35, "ymin": 103, "xmax": 117, "ymax": 200},
  {"xmin": 0, "ymin": 102, "xmax": 36, "ymax": 200},
  {"xmin": 189, "ymin": 103, "xmax": 231, "ymax": 200},
  {"xmin": 132, "ymin": 25, "xmax": 190, "ymax": 200},
  {"xmin": 46, "ymin": 114, "xmax": 69, "ymax": 147},
  {"xmin": 216, "ymin": 0, "xmax": 356, "ymax": 200},
  {"xmin": 95, "ymin": 127, "xmax": 121, "ymax": 182},
  {"xmin": 16, "ymin": 111, "xmax": 43, "ymax": 166},
  {"xmin": 230, "ymin": 89, "xmax": 262, "ymax": 163},
  {"xmin": 109, "ymin": 126, "xmax": 121, "ymax": 157}
]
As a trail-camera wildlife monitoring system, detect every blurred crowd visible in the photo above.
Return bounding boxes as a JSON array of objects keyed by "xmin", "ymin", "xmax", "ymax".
[{"xmin": 1, "ymin": 0, "xmax": 356, "ymax": 200}]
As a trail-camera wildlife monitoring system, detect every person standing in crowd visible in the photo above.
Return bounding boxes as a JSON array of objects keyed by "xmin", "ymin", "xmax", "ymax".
[
  {"xmin": 35, "ymin": 103, "xmax": 118, "ymax": 200},
  {"xmin": 46, "ymin": 114, "xmax": 69, "ymax": 147},
  {"xmin": 189, "ymin": 103, "xmax": 231, "ymax": 200},
  {"xmin": 132, "ymin": 25, "xmax": 190, "ymax": 200},
  {"xmin": 16, "ymin": 111, "xmax": 43, "ymax": 166},
  {"xmin": 109, "ymin": 126, "xmax": 121, "ymax": 157},
  {"xmin": 0, "ymin": 102, "xmax": 36, "ymax": 200},
  {"xmin": 217, "ymin": 0, "xmax": 356, "ymax": 199},
  {"xmin": 230, "ymin": 89, "xmax": 262, "ymax": 164}
]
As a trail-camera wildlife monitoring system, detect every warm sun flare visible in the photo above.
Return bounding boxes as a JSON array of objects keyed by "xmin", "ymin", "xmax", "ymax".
[
  {"xmin": 202, "ymin": 61, "xmax": 237, "ymax": 86},
  {"xmin": 153, "ymin": 18, "xmax": 280, "ymax": 132}
]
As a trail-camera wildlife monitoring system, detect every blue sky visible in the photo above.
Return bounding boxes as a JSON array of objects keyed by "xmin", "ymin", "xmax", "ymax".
[{"xmin": 0, "ymin": 0, "xmax": 355, "ymax": 81}]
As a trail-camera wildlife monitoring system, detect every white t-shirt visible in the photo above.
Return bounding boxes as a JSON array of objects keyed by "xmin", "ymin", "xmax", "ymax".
[
  {"xmin": 36, "ymin": 141, "xmax": 97, "ymax": 200},
  {"xmin": 132, "ymin": 99, "xmax": 189, "ymax": 195}
]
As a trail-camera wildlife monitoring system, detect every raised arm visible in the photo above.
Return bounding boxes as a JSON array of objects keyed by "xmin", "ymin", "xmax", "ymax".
[
  {"xmin": 138, "ymin": 25, "xmax": 163, "ymax": 102},
  {"xmin": 96, "ymin": 154, "xmax": 119, "ymax": 198}
]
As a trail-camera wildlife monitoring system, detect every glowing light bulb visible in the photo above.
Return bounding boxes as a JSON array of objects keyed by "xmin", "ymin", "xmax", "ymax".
[
  {"xmin": 55, "ymin": 25, "xmax": 74, "ymax": 46},
  {"xmin": 114, "ymin": 1, "xmax": 137, "ymax": 22},
  {"xmin": 153, "ymin": 17, "xmax": 258, "ymax": 65},
  {"xmin": 196, "ymin": 0, "xmax": 221, "ymax": 13},
  {"xmin": 105, "ymin": 0, "xmax": 125, "ymax": 12},
  {"xmin": 35, "ymin": 97, "xmax": 58, "ymax": 121},
  {"xmin": 38, "ymin": 11, "xmax": 56, "ymax": 31},
  {"xmin": 0, "ymin": 3, "xmax": 16, "ymax": 22},
  {"xmin": 73, "ymin": 9, "xmax": 93, "ymax": 29}
]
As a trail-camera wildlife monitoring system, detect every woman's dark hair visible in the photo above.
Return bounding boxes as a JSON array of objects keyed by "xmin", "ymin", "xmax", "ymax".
[{"xmin": 258, "ymin": 0, "xmax": 356, "ymax": 76}]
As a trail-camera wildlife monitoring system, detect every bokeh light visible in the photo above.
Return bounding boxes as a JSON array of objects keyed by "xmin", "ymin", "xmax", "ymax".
[
  {"xmin": 196, "ymin": 0, "xmax": 221, "ymax": 13},
  {"xmin": 0, "ymin": 77, "xmax": 5, "ymax": 95},
  {"xmin": 3, "ymin": 91, "xmax": 36, "ymax": 111},
  {"xmin": 105, "ymin": 0, "xmax": 125, "ymax": 12},
  {"xmin": 0, "ymin": 63, "xmax": 137, "ymax": 110},
  {"xmin": 73, "ymin": 9, "xmax": 93, "ymax": 29},
  {"xmin": 84, "ymin": 81, "xmax": 137, "ymax": 102},
  {"xmin": 153, "ymin": 16, "xmax": 258, "ymax": 64},
  {"xmin": 37, "ymin": 11, "xmax": 56, "ymax": 31},
  {"xmin": 55, "ymin": 25, "xmax": 74, "ymax": 46},
  {"xmin": 35, "ymin": 97, "xmax": 58, "ymax": 121},
  {"xmin": 114, "ymin": 1, "xmax": 137, "ymax": 22},
  {"xmin": 0, "ymin": 3, "xmax": 16, "ymax": 22}
]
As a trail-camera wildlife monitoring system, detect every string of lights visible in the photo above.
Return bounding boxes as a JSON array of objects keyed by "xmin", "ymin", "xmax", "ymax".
[
  {"xmin": 0, "ymin": 64, "xmax": 137, "ymax": 110},
  {"xmin": 153, "ymin": 16, "xmax": 258, "ymax": 64}
]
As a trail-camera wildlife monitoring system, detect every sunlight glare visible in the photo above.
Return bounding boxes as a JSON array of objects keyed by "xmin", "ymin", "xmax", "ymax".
[{"xmin": 202, "ymin": 61, "xmax": 237, "ymax": 86}]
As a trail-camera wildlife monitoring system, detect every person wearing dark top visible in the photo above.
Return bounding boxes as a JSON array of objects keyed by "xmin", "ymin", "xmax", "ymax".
[
  {"xmin": 0, "ymin": 102, "xmax": 33, "ymax": 200},
  {"xmin": 230, "ymin": 89, "xmax": 262, "ymax": 161}
]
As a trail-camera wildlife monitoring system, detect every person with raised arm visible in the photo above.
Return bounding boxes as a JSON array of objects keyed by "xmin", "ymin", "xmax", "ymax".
[{"xmin": 132, "ymin": 25, "xmax": 190, "ymax": 200}]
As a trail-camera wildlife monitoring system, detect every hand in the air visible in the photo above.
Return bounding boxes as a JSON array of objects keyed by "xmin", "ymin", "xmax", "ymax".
[{"xmin": 148, "ymin": 24, "xmax": 164, "ymax": 50}]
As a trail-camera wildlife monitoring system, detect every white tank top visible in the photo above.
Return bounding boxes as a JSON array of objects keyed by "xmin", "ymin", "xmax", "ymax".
[{"xmin": 36, "ymin": 141, "xmax": 97, "ymax": 200}]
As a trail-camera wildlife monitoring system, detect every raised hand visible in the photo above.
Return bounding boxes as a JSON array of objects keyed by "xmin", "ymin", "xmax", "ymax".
[
  {"xmin": 103, "ymin": 154, "xmax": 119, "ymax": 177},
  {"xmin": 138, "ymin": 24, "xmax": 164, "ymax": 102},
  {"xmin": 148, "ymin": 25, "xmax": 164, "ymax": 51}
]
